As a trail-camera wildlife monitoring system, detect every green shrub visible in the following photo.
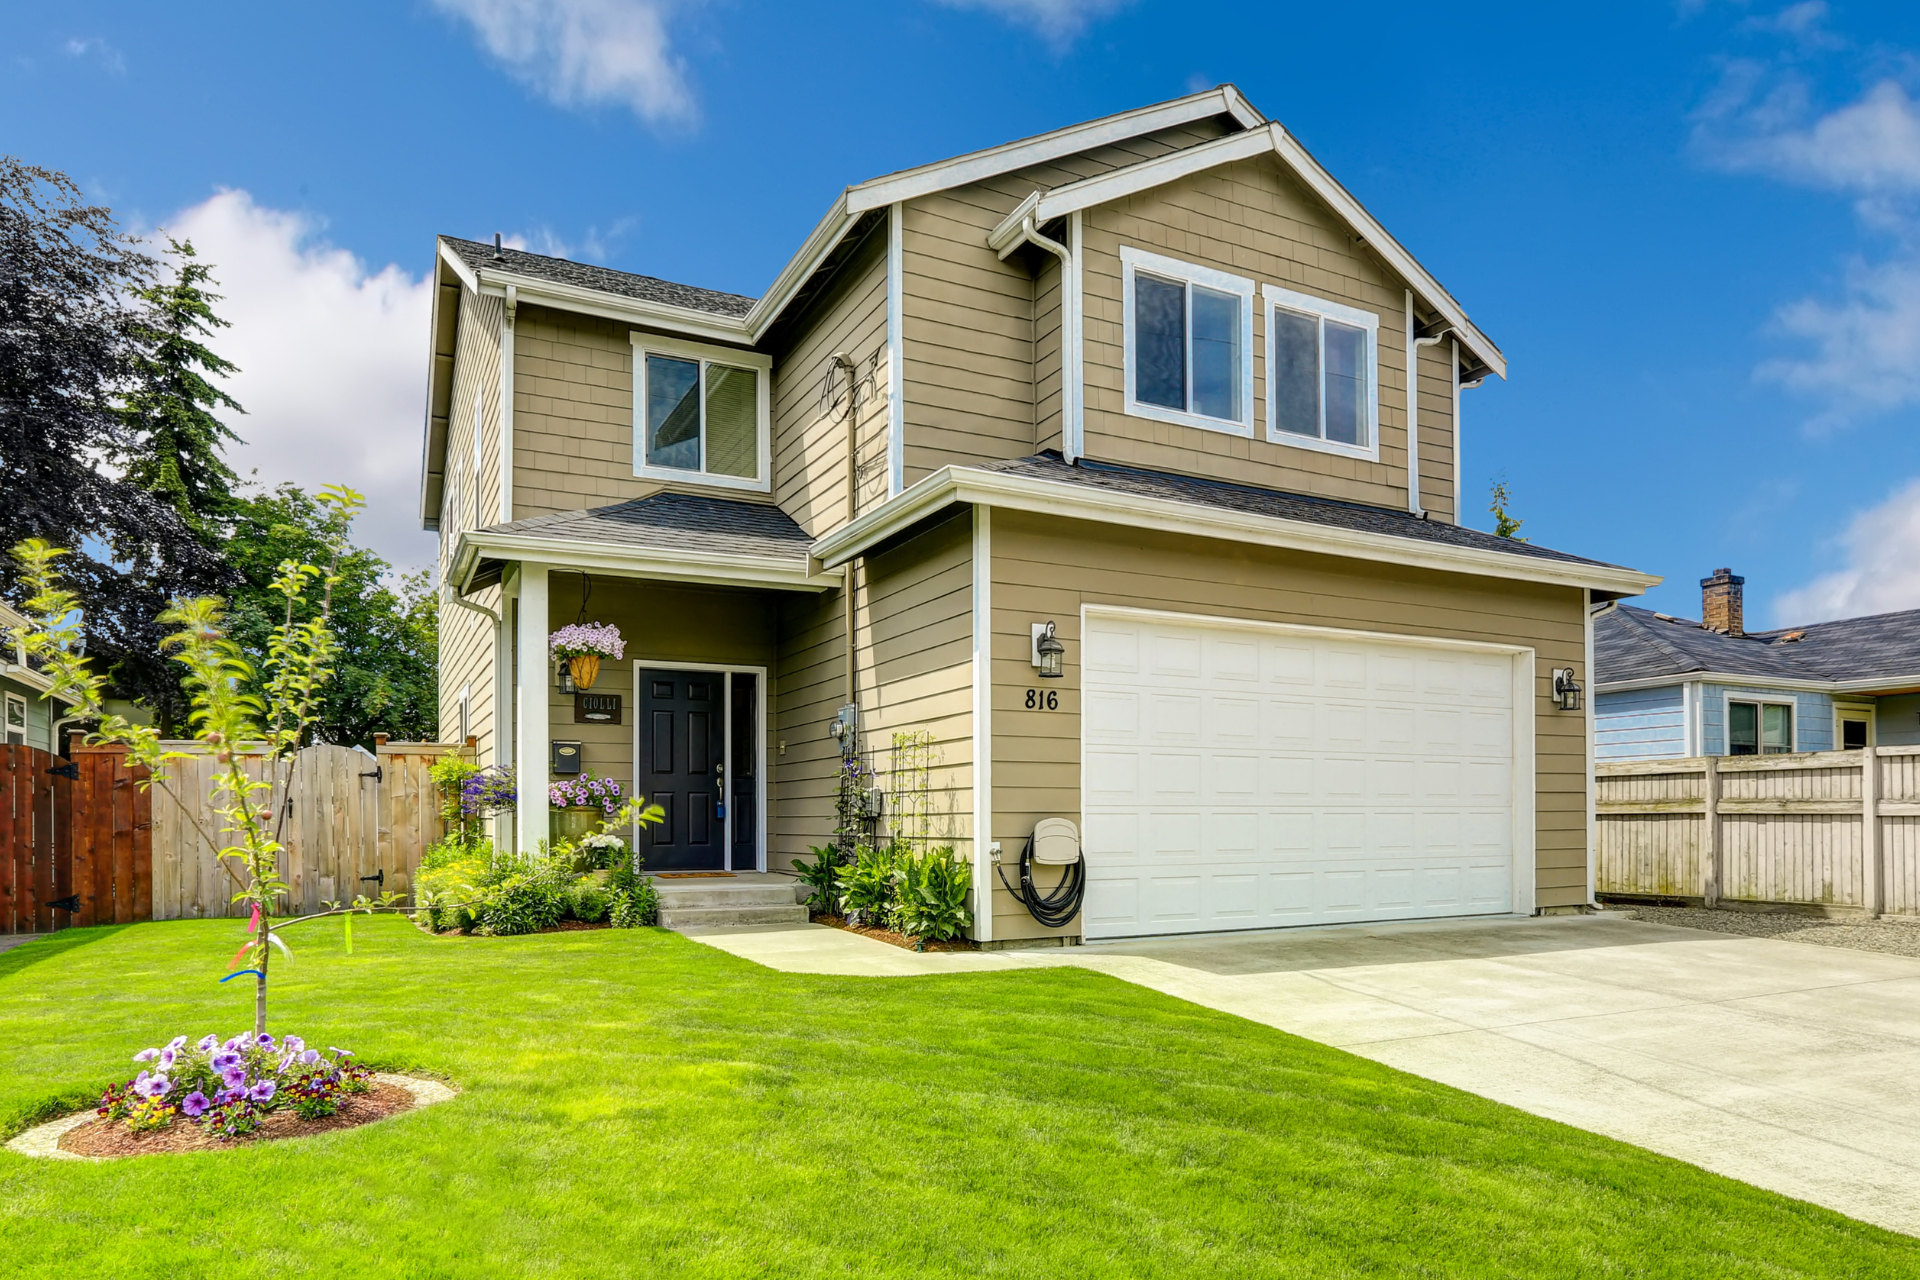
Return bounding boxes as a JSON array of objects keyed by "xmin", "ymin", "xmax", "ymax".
[
  {"xmin": 790, "ymin": 844, "xmax": 845, "ymax": 911},
  {"xmin": 607, "ymin": 864, "xmax": 658, "ymax": 928},
  {"xmin": 836, "ymin": 844, "xmax": 902, "ymax": 926},
  {"xmin": 570, "ymin": 876, "xmax": 612, "ymax": 924},
  {"xmin": 893, "ymin": 846, "xmax": 972, "ymax": 942}
]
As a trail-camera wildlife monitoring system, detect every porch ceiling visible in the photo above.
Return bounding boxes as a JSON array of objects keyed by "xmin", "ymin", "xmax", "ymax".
[{"xmin": 454, "ymin": 492, "xmax": 838, "ymax": 594}]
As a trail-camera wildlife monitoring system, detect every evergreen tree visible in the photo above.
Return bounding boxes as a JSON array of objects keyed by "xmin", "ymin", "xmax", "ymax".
[{"xmin": 113, "ymin": 238, "xmax": 245, "ymax": 539}]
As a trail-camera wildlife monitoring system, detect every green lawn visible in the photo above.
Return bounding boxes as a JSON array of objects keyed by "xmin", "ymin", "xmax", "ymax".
[{"xmin": 1, "ymin": 920, "xmax": 1911, "ymax": 1278}]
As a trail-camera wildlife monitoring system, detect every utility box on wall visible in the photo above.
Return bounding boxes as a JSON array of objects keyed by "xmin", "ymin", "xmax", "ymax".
[{"xmin": 551, "ymin": 740, "xmax": 582, "ymax": 775}]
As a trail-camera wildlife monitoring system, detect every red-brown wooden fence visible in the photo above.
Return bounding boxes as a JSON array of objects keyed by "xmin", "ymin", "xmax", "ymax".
[{"xmin": 0, "ymin": 743, "xmax": 150, "ymax": 934}]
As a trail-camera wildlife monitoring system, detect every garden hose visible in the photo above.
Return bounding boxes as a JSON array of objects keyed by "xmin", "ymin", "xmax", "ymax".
[{"xmin": 995, "ymin": 834, "xmax": 1086, "ymax": 929}]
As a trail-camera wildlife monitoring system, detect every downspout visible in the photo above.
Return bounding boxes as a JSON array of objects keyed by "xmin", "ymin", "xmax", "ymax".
[
  {"xmin": 1586, "ymin": 597, "xmax": 1615, "ymax": 910},
  {"xmin": 832, "ymin": 352, "xmax": 860, "ymax": 710},
  {"xmin": 1406, "ymin": 291, "xmax": 1454, "ymax": 519},
  {"xmin": 1015, "ymin": 215, "xmax": 1079, "ymax": 464}
]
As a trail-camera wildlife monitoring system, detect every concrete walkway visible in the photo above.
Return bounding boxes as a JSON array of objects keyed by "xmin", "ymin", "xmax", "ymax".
[{"xmin": 692, "ymin": 915, "xmax": 1920, "ymax": 1236}]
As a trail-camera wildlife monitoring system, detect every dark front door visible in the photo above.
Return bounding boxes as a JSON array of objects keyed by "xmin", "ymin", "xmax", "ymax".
[
  {"xmin": 640, "ymin": 670, "xmax": 726, "ymax": 870},
  {"xmin": 730, "ymin": 672, "xmax": 758, "ymax": 871}
]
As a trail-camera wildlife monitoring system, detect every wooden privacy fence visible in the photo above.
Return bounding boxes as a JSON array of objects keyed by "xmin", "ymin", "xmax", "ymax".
[
  {"xmin": 1, "ymin": 744, "xmax": 153, "ymax": 934},
  {"xmin": 1596, "ymin": 747, "xmax": 1920, "ymax": 915},
  {"xmin": 150, "ymin": 738, "xmax": 457, "ymax": 920}
]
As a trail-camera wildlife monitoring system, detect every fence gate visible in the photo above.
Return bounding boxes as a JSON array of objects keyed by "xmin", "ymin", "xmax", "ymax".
[
  {"xmin": 149, "ymin": 739, "xmax": 453, "ymax": 920},
  {"xmin": 1, "ymin": 744, "xmax": 152, "ymax": 934}
]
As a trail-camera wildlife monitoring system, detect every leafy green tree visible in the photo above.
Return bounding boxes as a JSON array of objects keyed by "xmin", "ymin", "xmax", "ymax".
[
  {"xmin": 222, "ymin": 484, "xmax": 438, "ymax": 748},
  {"xmin": 1489, "ymin": 478, "xmax": 1527, "ymax": 542},
  {"xmin": 113, "ymin": 238, "xmax": 245, "ymax": 540}
]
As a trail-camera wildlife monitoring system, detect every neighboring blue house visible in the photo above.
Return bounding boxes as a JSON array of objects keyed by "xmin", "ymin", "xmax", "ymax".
[{"xmin": 1595, "ymin": 568, "xmax": 1920, "ymax": 761}]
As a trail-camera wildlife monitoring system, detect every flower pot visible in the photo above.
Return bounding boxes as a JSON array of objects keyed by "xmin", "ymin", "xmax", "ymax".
[
  {"xmin": 550, "ymin": 805, "xmax": 604, "ymax": 845},
  {"xmin": 568, "ymin": 654, "xmax": 601, "ymax": 691}
]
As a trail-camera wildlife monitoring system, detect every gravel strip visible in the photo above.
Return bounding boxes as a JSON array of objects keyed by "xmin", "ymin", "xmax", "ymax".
[{"xmin": 1616, "ymin": 904, "xmax": 1920, "ymax": 960}]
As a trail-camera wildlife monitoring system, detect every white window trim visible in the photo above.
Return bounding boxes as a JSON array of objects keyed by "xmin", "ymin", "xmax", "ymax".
[
  {"xmin": 1120, "ymin": 246, "xmax": 1255, "ymax": 438},
  {"xmin": 630, "ymin": 333, "xmax": 773, "ymax": 494},
  {"xmin": 4, "ymin": 692, "xmax": 25, "ymax": 741},
  {"xmin": 1262, "ymin": 283, "xmax": 1381, "ymax": 462},
  {"xmin": 1723, "ymin": 692, "xmax": 1798, "ymax": 756}
]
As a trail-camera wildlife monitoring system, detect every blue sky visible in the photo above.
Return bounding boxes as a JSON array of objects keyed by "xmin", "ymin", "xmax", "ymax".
[{"xmin": 7, "ymin": 0, "xmax": 1920, "ymax": 626}]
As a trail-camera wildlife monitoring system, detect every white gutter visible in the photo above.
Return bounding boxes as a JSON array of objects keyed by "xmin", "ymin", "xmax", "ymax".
[
  {"xmin": 813, "ymin": 465, "xmax": 1662, "ymax": 598},
  {"xmin": 991, "ymin": 208, "xmax": 1082, "ymax": 464},
  {"xmin": 499, "ymin": 285, "xmax": 515, "ymax": 524},
  {"xmin": 453, "ymin": 530, "xmax": 841, "ymax": 594}
]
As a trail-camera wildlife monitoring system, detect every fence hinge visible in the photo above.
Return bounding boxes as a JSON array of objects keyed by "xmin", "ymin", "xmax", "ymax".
[
  {"xmin": 47, "ymin": 761, "xmax": 79, "ymax": 781},
  {"xmin": 359, "ymin": 766, "xmax": 384, "ymax": 784}
]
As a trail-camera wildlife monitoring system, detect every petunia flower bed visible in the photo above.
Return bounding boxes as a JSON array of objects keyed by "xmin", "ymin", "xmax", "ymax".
[{"xmin": 99, "ymin": 1033, "xmax": 371, "ymax": 1142}]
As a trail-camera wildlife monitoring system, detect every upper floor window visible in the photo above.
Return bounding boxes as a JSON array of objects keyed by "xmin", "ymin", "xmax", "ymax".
[
  {"xmin": 1263, "ymin": 284, "xmax": 1379, "ymax": 461},
  {"xmin": 1729, "ymin": 699, "xmax": 1793, "ymax": 755},
  {"xmin": 1121, "ymin": 247, "xmax": 1254, "ymax": 437},
  {"xmin": 4, "ymin": 693, "xmax": 24, "ymax": 746},
  {"xmin": 631, "ymin": 335, "xmax": 772, "ymax": 493}
]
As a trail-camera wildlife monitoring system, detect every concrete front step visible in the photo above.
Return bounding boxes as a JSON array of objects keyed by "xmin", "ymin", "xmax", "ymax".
[
  {"xmin": 651, "ymin": 884, "xmax": 804, "ymax": 909},
  {"xmin": 657, "ymin": 903, "xmax": 811, "ymax": 930}
]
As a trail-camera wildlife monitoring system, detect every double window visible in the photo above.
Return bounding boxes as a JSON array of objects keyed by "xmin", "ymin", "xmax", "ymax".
[
  {"xmin": 1264, "ymin": 284, "xmax": 1378, "ymax": 459},
  {"xmin": 632, "ymin": 336, "xmax": 772, "ymax": 492},
  {"xmin": 1122, "ymin": 247, "xmax": 1255, "ymax": 436},
  {"xmin": 4, "ymin": 693, "xmax": 24, "ymax": 747},
  {"xmin": 1728, "ymin": 700, "xmax": 1793, "ymax": 756}
]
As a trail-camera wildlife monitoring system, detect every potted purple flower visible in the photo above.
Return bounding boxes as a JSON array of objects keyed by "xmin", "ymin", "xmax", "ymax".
[
  {"xmin": 549, "ymin": 770, "xmax": 624, "ymax": 843},
  {"xmin": 548, "ymin": 622, "xmax": 623, "ymax": 692}
]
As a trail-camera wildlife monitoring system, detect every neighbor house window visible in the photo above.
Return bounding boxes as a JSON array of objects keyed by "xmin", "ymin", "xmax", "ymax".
[
  {"xmin": 632, "ymin": 336, "xmax": 772, "ymax": 492},
  {"xmin": 1121, "ymin": 247, "xmax": 1255, "ymax": 436},
  {"xmin": 4, "ymin": 693, "xmax": 24, "ymax": 746},
  {"xmin": 1263, "ymin": 284, "xmax": 1379, "ymax": 459},
  {"xmin": 1728, "ymin": 700, "xmax": 1793, "ymax": 756}
]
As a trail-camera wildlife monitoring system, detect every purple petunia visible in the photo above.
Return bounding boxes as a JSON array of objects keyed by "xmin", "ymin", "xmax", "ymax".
[
  {"xmin": 132, "ymin": 1071, "xmax": 170, "ymax": 1100},
  {"xmin": 247, "ymin": 1080, "xmax": 277, "ymax": 1103},
  {"xmin": 133, "ymin": 1048, "xmax": 159, "ymax": 1063},
  {"xmin": 299, "ymin": 1049, "xmax": 320, "ymax": 1065},
  {"xmin": 180, "ymin": 1091, "xmax": 210, "ymax": 1118},
  {"xmin": 255, "ymin": 1032, "xmax": 274, "ymax": 1047},
  {"xmin": 214, "ymin": 1088, "xmax": 244, "ymax": 1105},
  {"xmin": 548, "ymin": 621, "xmax": 624, "ymax": 661},
  {"xmin": 158, "ymin": 1047, "xmax": 178, "ymax": 1070},
  {"xmin": 221, "ymin": 1066, "xmax": 247, "ymax": 1091},
  {"xmin": 283, "ymin": 1036, "xmax": 305, "ymax": 1054},
  {"xmin": 211, "ymin": 1049, "xmax": 242, "ymax": 1071},
  {"xmin": 330, "ymin": 1047, "xmax": 354, "ymax": 1058},
  {"xmin": 166, "ymin": 1035, "xmax": 188, "ymax": 1052}
]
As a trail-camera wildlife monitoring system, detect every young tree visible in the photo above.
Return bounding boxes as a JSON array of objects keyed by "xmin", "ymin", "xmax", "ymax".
[
  {"xmin": 1489, "ymin": 478, "xmax": 1527, "ymax": 542},
  {"xmin": 0, "ymin": 158, "xmax": 230, "ymax": 733},
  {"xmin": 113, "ymin": 237, "xmax": 245, "ymax": 541}
]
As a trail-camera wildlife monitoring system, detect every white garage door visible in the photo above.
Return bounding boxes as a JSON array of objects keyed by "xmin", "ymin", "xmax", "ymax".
[{"xmin": 1081, "ymin": 611, "xmax": 1524, "ymax": 939}]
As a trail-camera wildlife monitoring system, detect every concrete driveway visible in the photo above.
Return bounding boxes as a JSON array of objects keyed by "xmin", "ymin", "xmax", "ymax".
[{"xmin": 694, "ymin": 913, "xmax": 1920, "ymax": 1236}]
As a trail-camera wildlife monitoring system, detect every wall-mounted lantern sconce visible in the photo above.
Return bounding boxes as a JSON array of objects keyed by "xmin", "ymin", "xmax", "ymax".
[
  {"xmin": 1032, "ymin": 621, "xmax": 1065, "ymax": 680},
  {"xmin": 1552, "ymin": 667, "xmax": 1583, "ymax": 712},
  {"xmin": 556, "ymin": 661, "xmax": 575, "ymax": 695}
]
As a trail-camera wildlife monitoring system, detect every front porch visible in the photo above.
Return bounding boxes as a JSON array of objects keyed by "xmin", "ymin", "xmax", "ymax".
[{"xmin": 448, "ymin": 491, "xmax": 843, "ymax": 873}]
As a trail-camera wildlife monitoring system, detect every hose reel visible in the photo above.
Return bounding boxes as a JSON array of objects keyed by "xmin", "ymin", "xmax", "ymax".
[{"xmin": 996, "ymin": 817, "xmax": 1086, "ymax": 929}]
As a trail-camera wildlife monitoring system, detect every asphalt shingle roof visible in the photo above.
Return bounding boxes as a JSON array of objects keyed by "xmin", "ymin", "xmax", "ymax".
[
  {"xmin": 481, "ymin": 492, "xmax": 812, "ymax": 564},
  {"xmin": 1597, "ymin": 603, "xmax": 1920, "ymax": 686},
  {"xmin": 442, "ymin": 237, "xmax": 756, "ymax": 318},
  {"xmin": 962, "ymin": 453, "xmax": 1628, "ymax": 571}
]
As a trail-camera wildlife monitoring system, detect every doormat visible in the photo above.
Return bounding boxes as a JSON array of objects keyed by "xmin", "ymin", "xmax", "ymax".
[{"xmin": 654, "ymin": 872, "xmax": 736, "ymax": 879}]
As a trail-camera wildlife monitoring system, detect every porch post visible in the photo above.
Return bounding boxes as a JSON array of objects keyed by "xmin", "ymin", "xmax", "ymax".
[{"xmin": 515, "ymin": 561, "xmax": 550, "ymax": 856}]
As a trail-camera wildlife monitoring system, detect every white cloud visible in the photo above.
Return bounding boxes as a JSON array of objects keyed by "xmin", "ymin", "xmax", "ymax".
[
  {"xmin": 432, "ymin": 0, "xmax": 694, "ymax": 124},
  {"xmin": 1760, "ymin": 255, "xmax": 1920, "ymax": 420},
  {"xmin": 159, "ymin": 191, "xmax": 437, "ymax": 570},
  {"xmin": 63, "ymin": 36, "xmax": 125, "ymax": 74},
  {"xmin": 932, "ymin": 0, "xmax": 1133, "ymax": 45},
  {"xmin": 1773, "ymin": 477, "xmax": 1920, "ymax": 622},
  {"xmin": 1703, "ymin": 76, "xmax": 1920, "ymax": 195}
]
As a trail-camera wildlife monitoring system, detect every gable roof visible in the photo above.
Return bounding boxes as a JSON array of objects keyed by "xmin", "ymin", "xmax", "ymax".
[
  {"xmin": 986, "ymin": 124, "xmax": 1503, "ymax": 378},
  {"xmin": 1597, "ymin": 604, "xmax": 1920, "ymax": 690},
  {"xmin": 439, "ymin": 238, "xmax": 754, "ymax": 319}
]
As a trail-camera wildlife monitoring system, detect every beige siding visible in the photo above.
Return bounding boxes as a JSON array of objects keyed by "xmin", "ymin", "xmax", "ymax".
[
  {"xmin": 770, "ymin": 221, "xmax": 892, "ymax": 536},
  {"xmin": 511, "ymin": 305, "xmax": 648, "ymax": 519},
  {"xmin": 898, "ymin": 120, "xmax": 1234, "ymax": 485},
  {"xmin": 437, "ymin": 288, "xmax": 505, "ymax": 762},
  {"xmin": 1078, "ymin": 155, "xmax": 1456, "ymax": 518},
  {"xmin": 986, "ymin": 509, "xmax": 1586, "ymax": 938}
]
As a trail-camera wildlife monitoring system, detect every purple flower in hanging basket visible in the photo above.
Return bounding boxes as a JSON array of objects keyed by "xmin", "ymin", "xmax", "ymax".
[
  {"xmin": 181, "ymin": 1091, "xmax": 211, "ymax": 1118},
  {"xmin": 548, "ymin": 622, "xmax": 625, "ymax": 661},
  {"xmin": 462, "ymin": 766, "xmax": 518, "ymax": 816},
  {"xmin": 248, "ymin": 1080, "xmax": 277, "ymax": 1103}
]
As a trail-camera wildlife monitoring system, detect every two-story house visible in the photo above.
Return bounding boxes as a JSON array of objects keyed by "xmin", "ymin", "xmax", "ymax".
[
  {"xmin": 422, "ymin": 86, "xmax": 1657, "ymax": 944},
  {"xmin": 0, "ymin": 599, "xmax": 78, "ymax": 751}
]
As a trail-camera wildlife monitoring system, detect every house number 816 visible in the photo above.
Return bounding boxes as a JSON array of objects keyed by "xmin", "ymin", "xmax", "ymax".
[{"xmin": 1025, "ymin": 689, "xmax": 1059, "ymax": 711}]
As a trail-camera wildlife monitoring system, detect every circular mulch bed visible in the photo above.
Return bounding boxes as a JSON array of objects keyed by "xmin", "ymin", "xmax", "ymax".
[{"xmin": 5, "ymin": 1073, "xmax": 455, "ymax": 1161}]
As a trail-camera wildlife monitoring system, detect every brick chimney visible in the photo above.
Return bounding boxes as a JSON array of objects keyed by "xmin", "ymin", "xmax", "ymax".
[{"xmin": 1701, "ymin": 567, "xmax": 1745, "ymax": 636}]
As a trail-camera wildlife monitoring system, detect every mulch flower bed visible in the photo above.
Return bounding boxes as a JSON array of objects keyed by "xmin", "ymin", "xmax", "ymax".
[
  {"xmin": 59, "ymin": 1081, "xmax": 416, "ymax": 1158},
  {"xmin": 810, "ymin": 913, "xmax": 978, "ymax": 953}
]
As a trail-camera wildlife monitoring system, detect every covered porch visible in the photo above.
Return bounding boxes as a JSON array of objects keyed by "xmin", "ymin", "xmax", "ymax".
[{"xmin": 449, "ymin": 492, "xmax": 841, "ymax": 870}]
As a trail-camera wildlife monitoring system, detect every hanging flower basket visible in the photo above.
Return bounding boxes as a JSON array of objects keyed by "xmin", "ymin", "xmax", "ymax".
[{"xmin": 549, "ymin": 624, "xmax": 624, "ymax": 692}]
